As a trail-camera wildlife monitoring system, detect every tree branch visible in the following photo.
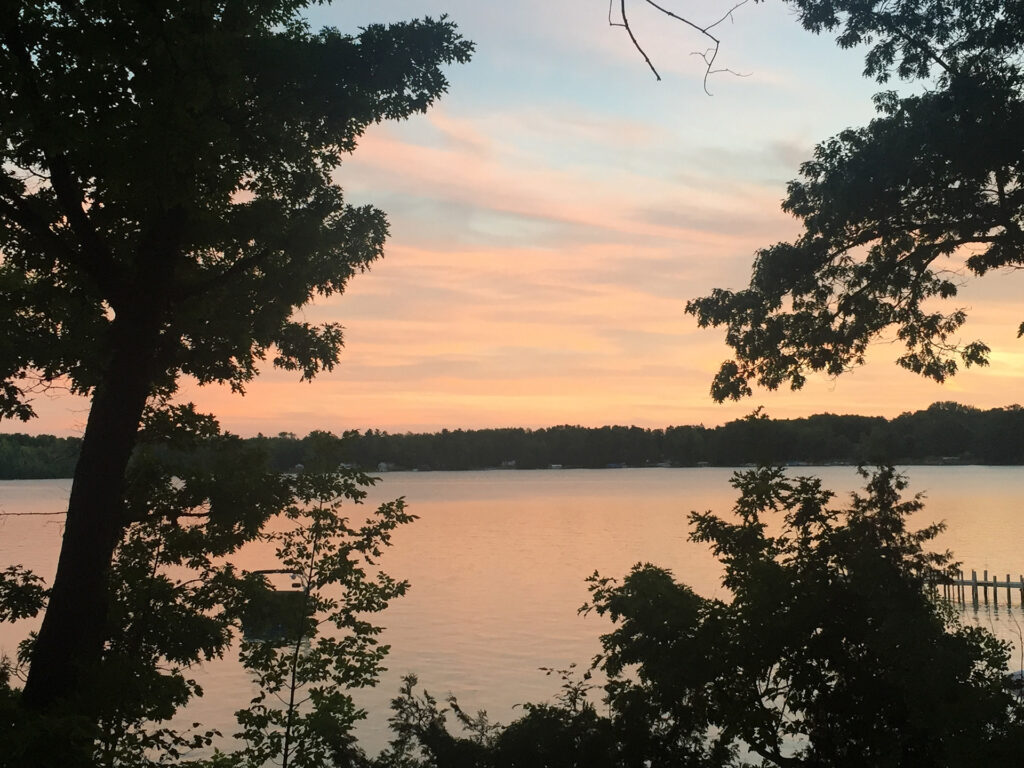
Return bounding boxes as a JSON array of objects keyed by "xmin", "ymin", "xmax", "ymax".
[
  {"xmin": 0, "ymin": 194, "xmax": 80, "ymax": 266},
  {"xmin": 751, "ymin": 743, "xmax": 804, "ymax": 768},
  {"xmin": 612, "ymin": 0, "xmax": 661, "ymax": 81},
  {"xmin": 175, "ymin": 243, "xmax": 279, "ymax": 302},
  {"xmin": 611, "ymin": 0, "xmax": 753, "ymax": 93},
  {"xmin": 878, "ymin": 13, "xmax": 957, "ymax": 78},
  {"xmin": 1, "ymin": 20, "xmax": 122, "ymax": 299}
]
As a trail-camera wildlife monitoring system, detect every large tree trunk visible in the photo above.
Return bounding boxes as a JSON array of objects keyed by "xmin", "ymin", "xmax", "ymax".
[{"xmin": 21, "ymin": 315, "xmax": 161, "ymax": 712}]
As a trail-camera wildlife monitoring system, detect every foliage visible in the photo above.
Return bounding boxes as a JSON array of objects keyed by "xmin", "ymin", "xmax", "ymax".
[
  {"xmin": 0, "ymin": 1, "xmax": 474, "ymax": 417},
  {"xmin": 584, "ymin": 466, "xmax": 1024, "ymax": 766},
  {"xmin": 20, "ymin": 402, "xmax": 1024, "ymax": 477},
  {"xmin": 0, "ymin": 405, "xmax": 415, "ymax": 767},
  {"xmin": 686, "ymin": 0, "xmax": 1024, "ymax": 399},
  {"xmin": 232, "ymin": 473, "xmax": 414, "ymax": 768},
  {"xmin": 88, "ymin": 410, "xmax": 276, "ymax": 767},
  {"xmin": 375, "ymin": 675, "xmax": 495, "ymax": 768},
  {"xmin": 0, "ymin": 0, "xmax": 471, "ymax": 719},
  {"xmin": 0, "ymin": 565, "xmax": 49, "ymax": 752},
  {"xmin": 178, "ymin": 403, "xmax": 1024, "ymax": 469},
  {"xmin": 218, "ymin": 404, "xmax": 1024, "ymax": 467},
  {"xmin": 0, "ymin": 433, "xmax": 80, "ymax": 478},
  {"xmin": 377, "ymin": 667, "xmax": 616, "ymax": 768},
  {"xmin": 379, "ymin": 467, "xmax": 1024, "ymax": 767},
  {"xmin": 0, "ymin": 565, "xmax": 47, "ymax": 623}
]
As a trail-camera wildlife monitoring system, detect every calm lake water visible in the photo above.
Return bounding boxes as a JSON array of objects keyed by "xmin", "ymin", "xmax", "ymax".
[{"xmin": 3, "ymin": 466, "xmax": 1024, "ymax": 755}]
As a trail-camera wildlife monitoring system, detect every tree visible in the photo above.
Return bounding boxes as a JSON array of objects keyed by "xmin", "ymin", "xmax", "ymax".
[
  {"xmin": 377, "ymin": 467, "xmax": 1024, "ymax": 767},
  {"xmin": 0, "ymin": 407, "xmax": 415, "ymax": 767},
  {"xmin": 684, "ymin": 0, "xmax": 1024, "ymax": 400},
  {"xmin": 583, "ymin": 467, "xmax": 1024, "ymax": 766},
  {"xmin": 0, "ymin": 0, "xmax": 470, "ymax": 716},
  {"xmin": 377, "ymin": 668, "xmax": 617, "ymax": 768},
  {"xmin": 233, "ymin": 474, "xmax": 413, "ymax": 768}
]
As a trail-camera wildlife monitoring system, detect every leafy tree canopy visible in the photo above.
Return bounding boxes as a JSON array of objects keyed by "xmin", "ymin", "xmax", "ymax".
[
  {"xmin": 379, "ymin": 467, "xmax": 1024, "ymax": 767},
  {"xmin": 0, "ymin": 0, "xmax": 471, "ymax": 723},
  {"xmin": 584, "ymin": 466, "xmax": 1024, "ymax": 766},
  {"xmin": 1, "ymin": 1, "xmax": 472, "ymax": 417},
  {"xmin": 1, "ymin": 406, "xmax": 416, "ymax": 767},
  {"xmin": 686, "ymin": 0, "xmax": 1024, "ymax": 400}
]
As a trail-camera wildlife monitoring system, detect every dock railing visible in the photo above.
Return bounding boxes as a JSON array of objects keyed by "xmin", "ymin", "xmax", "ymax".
[{"xmin": 936, "ymin": 569, "xmax": 1024, "ymax": 608}]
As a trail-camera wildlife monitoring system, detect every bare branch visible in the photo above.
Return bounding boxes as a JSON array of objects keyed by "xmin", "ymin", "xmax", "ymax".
[
  {"xmin": 690, "ymin": 47, "xmax": 752, "ymax": 84},
  {"xmin": 613, "ymin": 0, "xmax": 662, "ymax": 81},
  {"xmin": 611, "ymin": 0, "xmax": 755, "ymax": 94},
  {"xmin": 704, "ymin": 0, "xmax": 754, "ymax": 34},
  {"xmin": 0, "ymin": 511, "xmax": 65, "ymax": 516}
]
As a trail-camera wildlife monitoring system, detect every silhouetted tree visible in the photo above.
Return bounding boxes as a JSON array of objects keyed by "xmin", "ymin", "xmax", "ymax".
[
  {"xmin": 0, "ymin": 0, "xmax": 470, "ymax": 732},
  {"xmin": 380, "ymin": 468, "xmax": 1024, "ymax": 767},
  {"xmin": 585, "ymin": 467, "xmax": 1024, "ymax": 766},
  {"xmin": 687, "ymin": 0, "xmax": 1024, "ymax": 400},
  {"xmin": 1, "ymin": 407, "xmax": 414, "ymax": 767},
  {"xmin": 18, "ymin": 404, "xmax": 1024, "ymax": 477}
]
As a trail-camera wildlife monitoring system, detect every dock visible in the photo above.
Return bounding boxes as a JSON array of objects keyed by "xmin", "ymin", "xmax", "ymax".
[{"xmin": 938, "ymin": 569, "xmax": 1024, "ymax": 608}]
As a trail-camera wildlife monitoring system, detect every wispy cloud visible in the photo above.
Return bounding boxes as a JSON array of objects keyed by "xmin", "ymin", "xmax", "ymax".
[{"xmin": 14, "ymin": 0, "xmax": 1023, "ymax": 438}]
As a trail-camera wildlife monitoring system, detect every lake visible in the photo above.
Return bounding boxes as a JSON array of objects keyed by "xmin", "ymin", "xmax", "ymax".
[{"xmin": 3, "ymin": 466, "xmax": 1024, "ymax": 755}]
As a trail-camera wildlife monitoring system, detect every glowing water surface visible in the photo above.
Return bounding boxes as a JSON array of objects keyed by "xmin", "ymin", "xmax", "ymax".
[{"xmin": 3, "ymin": 466, "xmax": 1023, "ymax": 755}]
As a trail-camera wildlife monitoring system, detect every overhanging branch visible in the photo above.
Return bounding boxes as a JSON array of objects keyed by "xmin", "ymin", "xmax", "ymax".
[{"xmin": 611, "ymin": 0, "xmax": 754, "ymax": 94}]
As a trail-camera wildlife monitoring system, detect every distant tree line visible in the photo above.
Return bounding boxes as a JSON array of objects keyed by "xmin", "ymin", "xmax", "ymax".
[
  {"xmin": 0, "ymin": 433, "xmax": 82, "ymax": 479},
  {"xmin": 7, "ymin": 401, "xmax": 1024, "ymax": 479}
]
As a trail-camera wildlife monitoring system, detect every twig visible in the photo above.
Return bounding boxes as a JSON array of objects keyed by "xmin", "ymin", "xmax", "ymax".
[
  {"xmin": 0, "ymin": 511, "xmax": 66, "ymax": 516},
  {"xmin": 611, "ymin": 0, "xmax": 754, "ymax": 94},
  {"xmin": 612, "ymin": 0, "xmax": 661, "ymax": 81},
  {"xmin": 690, "ymin": 47, "xmax": 751, "ymax": 81}
]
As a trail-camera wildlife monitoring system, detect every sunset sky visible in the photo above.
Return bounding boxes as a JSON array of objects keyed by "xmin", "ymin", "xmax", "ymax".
[{"xmin": 15, "ymin": 0, "xmax": 1024, "ymax": 437}]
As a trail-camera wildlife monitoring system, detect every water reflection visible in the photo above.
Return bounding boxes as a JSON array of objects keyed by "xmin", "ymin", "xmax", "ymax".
[{"xmin": 4, "ymin": 466, "xmax": 1024, "ymax": 754}]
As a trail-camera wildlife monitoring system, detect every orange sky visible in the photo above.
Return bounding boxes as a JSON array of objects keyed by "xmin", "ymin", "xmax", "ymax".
[{"xmin": 9, "ymin": 1, "xmax": 1024, "ymax": 438}]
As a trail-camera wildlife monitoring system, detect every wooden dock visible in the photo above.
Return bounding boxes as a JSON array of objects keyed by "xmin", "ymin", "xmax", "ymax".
[{"xmin": 937, "ymin": 569, "xmax": 1024, "ymax": 608}]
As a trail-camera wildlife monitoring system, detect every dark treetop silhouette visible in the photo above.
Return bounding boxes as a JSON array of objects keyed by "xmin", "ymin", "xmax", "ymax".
[
  {"xmin": 0, "ymin": 0, "xmax": 470, "ymax": 716},
  {"xmin": 684, "ymin": 0, "xmax": 1024, "ymax": 401},
  {"xmin": 375, "ymin": 468, "xmax": 1024, "ymax": 767},
  {"xmin": 11, "ymin": 400, "xmax": 1024, "ymax": 478}
]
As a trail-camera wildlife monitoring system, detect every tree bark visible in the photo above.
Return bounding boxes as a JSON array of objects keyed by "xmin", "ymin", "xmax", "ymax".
[{"xmin": 21, "ymin": 314, "xmax": 161, "ymax": 712}]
